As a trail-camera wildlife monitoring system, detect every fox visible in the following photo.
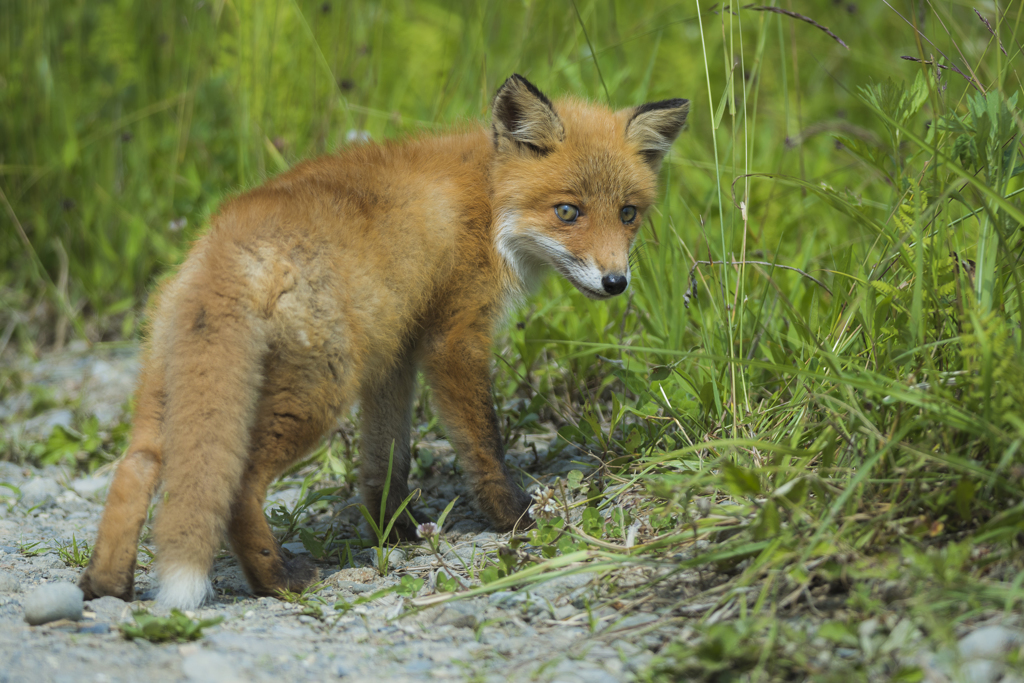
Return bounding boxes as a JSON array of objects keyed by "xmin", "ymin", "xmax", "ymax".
[{"xmin": 76, "ymin": 74, "xmax": 689, "ymax": 610}]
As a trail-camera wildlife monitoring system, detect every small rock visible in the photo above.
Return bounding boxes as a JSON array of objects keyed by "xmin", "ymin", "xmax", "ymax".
[
  {"xmin": 24, "ymin": 582, "xmax": 84, "ymax": 625},
  {"xmin": 958, "ymin": 625, "xmax": 1024, "ymax": 660},
  {"xmin": 19, "ymin": 477, "xmax": 63, "ymax": 507},
  {"xmin": 86, "ymin": 595, "xmax": 130, "ymax": 623},
  {"xmin": 553, "ymin": 605, "xmax": 578, "ymax": 620},
  {"xmin": 960, "ymin": 659, "xmax": 1004, "ymax": 683},
  {"xmin": 530, "ymin": 572, "xmax": 597, "ymax": 601},
  {"xmin": 281, "ymin": 542, "xmax": 310, "ymax": 555},
  {"xmin": 438, "ymin": 610, "xmax": 478, "ymax": 629},
  {"xmin": 330, "ymin": 567, "xmax": 377, "ymax": 584},
  {"xmin": 181, "ymin": 651, "xmax": 246, "ymax": 683},
  {"xmin": 71, "ymin": 473, "xmax": 111, "ymax": 500},
  {"xmin": 488, "ymin": 591, "xmax": 526, "ymax": 606},
  {"xmin": 605, "ymin": 612, "xmax": 659, "ymax": 632},
  {"xmin": 0, "ymin": 570, "xmax": 22, "ymax": 593}
]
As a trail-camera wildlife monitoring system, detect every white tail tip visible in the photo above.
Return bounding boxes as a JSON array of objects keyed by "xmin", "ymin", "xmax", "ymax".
[{"xmin": 156, "ymin": 564, "xmax": 213, "ymax": 611}]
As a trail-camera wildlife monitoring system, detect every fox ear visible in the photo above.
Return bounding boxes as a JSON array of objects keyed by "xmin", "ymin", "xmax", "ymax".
[
  {"xmin": 492, "ymin": 74, "xmax": 565, "ymax": 154},
  {"xmin": 626, "ymin": 99, "xmax": 689, "ymax": 170}
]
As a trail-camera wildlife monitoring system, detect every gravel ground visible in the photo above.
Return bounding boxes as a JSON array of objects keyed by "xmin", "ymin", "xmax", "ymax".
[
  {"xmin": 2, "ymin": 345, "xmax": 1024, "ymax": 683},
  {"xmin": 0, "ymin": 345, "xmax": 664, "ymax": 683}
]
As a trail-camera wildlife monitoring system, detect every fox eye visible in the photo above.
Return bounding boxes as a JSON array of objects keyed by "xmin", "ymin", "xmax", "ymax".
[
  {"xmin": 554, "ymin": 204, "xmax": 580, "ymax": 223},
  {"xmin": 620, "ymin": 206, "xmax": 637, "ymax": 224}
]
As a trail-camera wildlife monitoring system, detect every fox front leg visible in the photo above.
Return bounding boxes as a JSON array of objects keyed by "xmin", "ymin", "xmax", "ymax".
[{"xmin": 422, "ymin": 325, "xmax": 532, "ymax": 531}]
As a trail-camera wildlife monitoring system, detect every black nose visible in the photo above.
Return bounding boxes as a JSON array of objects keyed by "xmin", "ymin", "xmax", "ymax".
[{"xmin": 601, "ymin": 273, "xmax": 628, "ymax": 295}]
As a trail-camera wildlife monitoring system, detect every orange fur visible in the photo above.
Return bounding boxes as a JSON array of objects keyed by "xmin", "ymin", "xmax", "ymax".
[{"xmin": 78, "ymin": 75, "xmax": 688, "ymax": 609}]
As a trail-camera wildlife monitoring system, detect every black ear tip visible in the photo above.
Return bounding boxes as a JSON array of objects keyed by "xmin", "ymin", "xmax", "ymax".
[
  {"xmin": 495, "ymin": 73, "xmax": 555, "ymax": 110},
  {"xmin": 634, "ymin": 98, "xmax": 691, "ymax": 117},
  {"xmin": 498, "ymin": 73, "xmax": 529, "ymax": 94}
]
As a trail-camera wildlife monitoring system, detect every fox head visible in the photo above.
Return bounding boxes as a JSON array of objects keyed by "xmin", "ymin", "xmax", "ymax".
[{"xmin": 490, "ymin": 74, "xmax": 688, "ymax": 300}]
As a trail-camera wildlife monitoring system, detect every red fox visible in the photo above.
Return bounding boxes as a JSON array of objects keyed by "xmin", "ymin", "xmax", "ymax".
[{"xmin": 77, "ymin": 75, "xmax": 688, "ymax": 610}]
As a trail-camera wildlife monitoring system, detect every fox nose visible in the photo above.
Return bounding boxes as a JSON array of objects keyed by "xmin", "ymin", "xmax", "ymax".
[{"xmin": 601, "ymin": 273, "xmax": 628, "ymax": 295}]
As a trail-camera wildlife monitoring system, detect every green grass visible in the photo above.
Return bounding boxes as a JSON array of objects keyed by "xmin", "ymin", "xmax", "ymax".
[{"xmin": 4, "ymin": 1, "xmax": 1024, "ymax": 679}]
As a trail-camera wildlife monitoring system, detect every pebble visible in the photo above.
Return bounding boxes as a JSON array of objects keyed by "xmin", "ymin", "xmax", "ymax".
[
  {"xmin": 958, "ymin": 625, "xmax": 1024, "ymax": 660},
  {"xmin": 70, "ymin": 473, "xmax": 111, "ymax": 500},
  {"xmin": 86, "ymin": 595, "xmax": 131, "ymax": 624},
  {"xmin": 23, "ymin": 582, "xmax": 84, "ymax": 625},
  {"xmin": 959, "ymin": 659, "xmax": 1004, "ymax": 683},
  {"xmin": 19, "ymin": 477, "xmax": 63, "ymax": 508}
]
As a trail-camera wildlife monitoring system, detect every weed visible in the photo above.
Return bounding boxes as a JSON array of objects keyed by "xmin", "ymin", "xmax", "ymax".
[
  {"xmin": 355, "ymin": 442, "xmax": 418, "ymax": 577},
  {"xmin": 16, "ymin": 540, "xmax": 47, "ymax": 557},
  {"xmin": 119, "ymin": 609, "xmax": 224, "ymax": 643},
  {"xmin": 53, "ymin": 535, "xmax": 91, "ymax": 568}
]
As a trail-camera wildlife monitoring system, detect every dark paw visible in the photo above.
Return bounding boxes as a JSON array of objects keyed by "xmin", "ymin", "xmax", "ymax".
[
  {"xmin": 78, "ymin": 566, "xmax": 135, "ymax": 602},
  {"xmin": 480, "ymin": 485, "xmax": 533, "ymax": 533}
]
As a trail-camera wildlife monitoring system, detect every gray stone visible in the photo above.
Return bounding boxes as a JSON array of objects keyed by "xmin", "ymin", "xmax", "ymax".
[
  {"xmin": 553, "ymin": 605, "xmax": 578, "ymax": 620},
  {"xmin": 529, "ymin": 571, "xmax": 597, "ymax": 601},
  {"xmin": 181, "ymin": 651, "xmax": 246, "ymax": 683},
  {"xmin": 85, "ymin": 595, "xmax": 130, "ymax": 623},
  {"xmin": 605, "ymin": 612, "xmax": 659, "ymax": 632},
  {"xmin": 23, "ymin": 582, "xmax": 84, "ymax": 625},
  {"xmin": 488, "ymin": 591, "xmax": 527, "ymax": 606},
  {"xmin": 958, "ymin": 625, "xmax": 1024, "ymax": 660},
  {"xmin": 386, "ymin": 548, "xmax": 407, "ymax": 567},
  {"xmin": 70, "ymin": 473, "xmax": 111, "ymax": 500},
  {"xmin": 19, "ymin": 477, "xmax": 62, "ymax": 507},
  {"xmin": 0, "ymin": 570, "xmax": 21, "ymax": 593},
  {"xmin": 959, "ymin": 659, "xmax": 1004, "ymax": 683}
]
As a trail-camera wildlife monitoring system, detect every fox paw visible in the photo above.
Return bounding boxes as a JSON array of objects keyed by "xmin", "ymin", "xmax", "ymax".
[{"xmin": 78, "ymin": 566, "xmax": 135, "ymax": 603}]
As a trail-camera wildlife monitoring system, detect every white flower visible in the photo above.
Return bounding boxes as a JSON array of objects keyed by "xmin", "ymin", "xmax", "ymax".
[
  {"xmin": 416, "ymin": 522, "xmax": 438, "ymax": 539},
  {"xmin": 528, "ymin": 487, "xmax": 559, "ymax": 521}
]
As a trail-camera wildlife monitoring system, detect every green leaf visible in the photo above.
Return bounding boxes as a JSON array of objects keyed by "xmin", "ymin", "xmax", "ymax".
[
  {"xmin": 298, "ymin": 528, "xmax": 325, "ymax": 559},
  {"xmin": 817, "ymin": 620, "xmax": 858, "ymax": 646},
  {"xmin": 396, "ymin": 575, "xmax": 424, "ymax": 597},
  {"xmin": 955, "ymin": 479, "xmax": 976, "ymax": 521},
  {"xmin": 650, "ymin": 365, "xmax": 672, "ymax": 382},
  {"xmin": 566, "ymin": 470, "xmax": 583, "ymax": 490},
  {"xmin": 753, "ymin": 500, "xmax": 781, "ymax": 541},
  {"xmin": 723, "ymin": 464, "xmax": 762, "ymax": 497},
  {"xmin": 479, "ymin": 565, "xmax": 505, "ymax": 584},
  {"xmin": 435, "ymin": 572, "xmax": 460, "ymax": 593},
  {"xmin": 581, "ymin": 507, "xmax": 604, "ymax": 537}
]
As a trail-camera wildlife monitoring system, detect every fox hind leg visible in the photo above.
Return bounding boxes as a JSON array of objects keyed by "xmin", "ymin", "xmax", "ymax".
[
  {"xmin": 227, "ymin": 376, "xmax": 336, "ymax": 597},
  {"xmin": 359, "ymin": 351, "xmax": 421, "ymax": 542},
  {"xmin": 152, "ymin": 292, "xmax": 267, "ymax": 611},
  {"xmin": 78, "ymin": 363, "xmax": 165, "ymax": 602}
]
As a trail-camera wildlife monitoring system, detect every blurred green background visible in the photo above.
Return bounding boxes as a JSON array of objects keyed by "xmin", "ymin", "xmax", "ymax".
[{"xmin": 3, "ymin": 0, "xmax": 892, "ymax": 348}]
